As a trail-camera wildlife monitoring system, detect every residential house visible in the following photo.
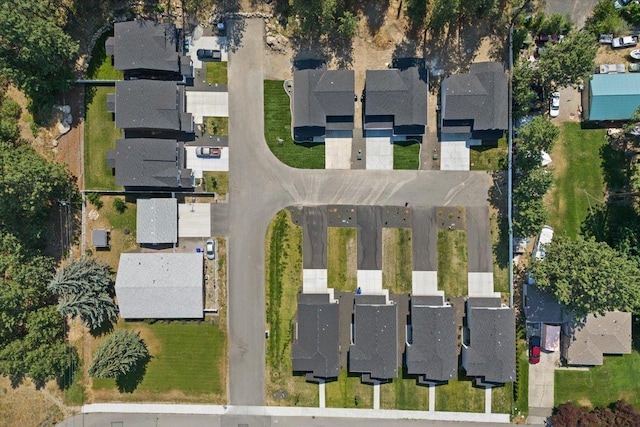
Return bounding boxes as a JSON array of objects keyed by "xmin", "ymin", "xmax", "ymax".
[
  {"xmin": 292, "ymin": 68, "xmax": 355, "ymax": 142},
  {"xmin": 114, "ymin": 253, "xmax": 203, "ymax": 319},
  {"xmin": 291, "ymin": 293, "xmax": 340, "ymax": 382},
  {"xmin": 462, "ymin": 297, "xmax": 516, "ymax": 386},
  {"xmin": 563, "ymin": 312, "xmax": 632, "ymax": 366},
  {"xmin": 349, "ymin": 294, "xmax": 398, "ymax": 383},
  {"xmin": 107, "ymin": 138, "xmax": 194, "ymax": 190},
  {"xmin": 106, "ymin": 20, "xmax": 192, "ymax": 80},
  {"xmin": 406, "ymin": 295, "xmax": 457, "ymax": 384},
  {"xmin": 136, "ymin": 198, "xmax": 178, "ymax": 245},
  {"xmin": 107, "ymin": 80, "xmax": 193, "ymax": 138},
  {"xmin": 582, "ymin": 73, "xmax": 640, "ymax": 123},
  {"xmin": 440, "ymin": 62, "xmax": 508, "ymax": 141},
  {"xmin": 364, "ymin": 65, "xmax": 428, "ymax": 139}
]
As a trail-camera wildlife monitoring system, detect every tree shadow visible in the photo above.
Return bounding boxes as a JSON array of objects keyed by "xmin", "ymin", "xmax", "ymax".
[
  {"xmin": 359, "ymin": 0, "xmax": 391, "ymax": 36},
  {"xmin": 89, "ymin": 320, "xmax": 115, "ymax": 338},
  {"xmin": 600, "ymin": 143, "xmax": 628, "ymax": 191},
  {"xmin": 115, "ymin": 355, "xmax": 151, "ymax": 393},
  {"xmin": 226, "ymin": 17, "xmax": 247, "ymax": 53}
]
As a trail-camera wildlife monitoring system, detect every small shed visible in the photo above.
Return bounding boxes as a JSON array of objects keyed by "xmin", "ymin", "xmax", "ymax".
[
  {"xmin": 92, "ymin": 229, "xmax": 109, "ymax": 248},
  {"xmin": 542, "ymin": 324, "xmax": 561, "ymax": 352}
]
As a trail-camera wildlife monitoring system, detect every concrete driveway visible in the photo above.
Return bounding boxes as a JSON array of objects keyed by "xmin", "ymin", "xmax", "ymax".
[
  {"xmin": 365, "ymin": 137, "xmax": 394, "ymax": 169},
  {"xmin": 325, "ymin": 137, "xmax": 352, "ymax": 169},
  {"xmin": 528, "ymin": 348, "xmax": 559, "ymax": 423},
  {"xmin": 186, "ymin": 91, "xmax": 228, "ymax": 125},
  {"xmin": 186, "ymin": 146, "xmax": 229, "ymax": 177}
]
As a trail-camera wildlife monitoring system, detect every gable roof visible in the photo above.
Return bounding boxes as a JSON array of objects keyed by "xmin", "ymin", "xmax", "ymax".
[
  {"xmin": 113, "ymin": 80, "xmax": 192, "ymax": 131},
  {"xmin": 291, "ymin": 293, "xmax": 340, "ymax": 381},
  {"xmin": 564, "ymin": 312, "xmax": 632, "ymax": 365},
  {"xmin": 293, "ymin": 69, "xmax": 355, "ymax": 137},
  {"xmin": 136, "ymin": 198, "xmax": 178, "ymax": 244},
  {"xmin": 463, "ymin": 298, "xmax": 516, "ymax": 384},
  {"xmin": 441, "ymin": 62, "xmax": 508, "ymax": 133},
  {"xmin": 364, "ymin": 67, "xmax": 428, "ymax": 130},
  {"xmin": 349, "ymin": 295, "xmax": 398, "ymax": 381},
  {"xmin": 406, "ymin": 297, "xmax": 457, "ymax": 383},
  {"xmin": 109, "ymin": 138, "xmax": 193, "ymax": 189},
  {"xmin": 587, "ymin": 73, "xmax": 640, "ymax": 121},
  {"xmin": 110, "ymin": 20, "xmax": 190, "ymax": 75},
  {"xmin": 115, "ymin": 253, "xmax": 203, "ymax": 319}
]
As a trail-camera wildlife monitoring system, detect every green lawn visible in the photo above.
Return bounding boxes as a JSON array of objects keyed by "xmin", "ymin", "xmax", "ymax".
[
  {"xmin": 437, "ymin": 229, "xmax": 468, "ymax": 297},
  {"xmin": 492, "ymin": 383, "xmax": 513, "ymax": 414},
  {"xmin": 470, "ymin": 137, "xmax": 507, "ymax": 171},
  {"xmin": 555, "ymin": 351, "xmax": 640, "ymax": 409},
  {"xmin": 326, "ymin": 369, "xmax": 373, "ymax": 408},
  {"xmin": 264, "ymin": 80, "xmax": 325, "ymax": 169},
  {"xmin": 202, "ymin": 171, "xmax": 229, "ymax": 195},
  {"xmin": 491, "ymin": 211, "xmax": 509, "ymax": 294},
  {"xmin": 206, "ymin": 62, "xmax": 228, "ymax": 85},
  {"xmin": 546, "ymin": 123, "xmax": 608, "ymax": 237},
  {"xmin": 327, "ymin": 227, "xmax": 357, "ymax": 292},
  {"xmin": 435, "ymin": 376, "xmax": 485, "ymax": 412},
  {"xmin": 393, "ymin": 140, "xmax": 420, "ymax": 170},
  {"xmin": 204, "ymin": 116, "xmax": 229, "ymax": 135},
  {"xmin": 382, "ymin": 228, "xmax": 413, "ymax": 294},
  {"xmin": 381, "ymin": 371, "xmax": 430, "ymax": 410},
  {"xmin": 265, "ymin": 211, "xmax": 318, "ymax": 406},
  {"xmin": 84, "ymin": 86, "xmax": 120, "ymax": 190},
  {"xmin": 86, "ymin": 32, "xmax": 123, "ymax": 80},
  {"xmin": 514, "ymin": 335, "xmax": 529, "ymax": 418},
  {"xmin": 92, "ymin": 321, "xmax": 226, "ymax": 400}
]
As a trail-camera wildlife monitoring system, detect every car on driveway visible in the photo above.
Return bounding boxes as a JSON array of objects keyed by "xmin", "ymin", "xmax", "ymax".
[
  {"xmin": 197, "ymin": 49, "xmax": 222, "ymax": 61},
  {"xmin": 612, "ymin": 35, "xmax": 639, "ymax": 48},
  {"xmin": 206, "ymin": 238, "xmax": 216, "ymax": 260},
  {"xmin": 630, "ymin": 63, "xmax": 640, "ymax": 72},
  {"xmin": 529, "ymin": 336, "xmax": 541, "ymax": 364},
  {"xmin": 550, "ymin": 92, "xmax": 560, "ymax": 118},
  {"xmin": 196, "ymin": 146, "xmax": 222, "ymax": 158}
]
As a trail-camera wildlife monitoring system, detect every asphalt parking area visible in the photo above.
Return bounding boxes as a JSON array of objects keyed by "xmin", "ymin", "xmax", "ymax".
[
  {"xmin": 411, "ymin": 207, "xmax": 438, "ymax": 271},
  {"xmin": 356, "ymin": 206, "xmax": 382, "ymax": 270},
  {"xmin": 302, "ymin": 206, "xmax": 327, "ymax": 269}
]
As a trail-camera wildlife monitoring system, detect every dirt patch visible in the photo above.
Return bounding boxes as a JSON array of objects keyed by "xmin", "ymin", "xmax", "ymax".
[
  {"xmin": 55, "ymin": 85, "xmax": 85, "ymax": 188},
  {"xmin": 0, "ymin": 376, "xmax": 71, "ymax": 426},
  {"xmin": 436, "ymin": 206, "xmax": 467, "ymax": 229}
]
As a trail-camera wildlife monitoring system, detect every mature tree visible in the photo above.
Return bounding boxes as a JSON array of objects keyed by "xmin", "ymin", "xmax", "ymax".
[
  {"xmin": 405, "ymin": 0, "xmax": 428, "ymax": 27},
  {"xmin": 517, "ymin": 116, "xmax": 560, "ymax": 153},
  {"xmin": 586, "ymin": 0, "xmax": 629, "ymax": 36},
  {"xmin": 513, "ymin": 197, "xmax": 548, "ymax": 237},
  {"xmin": 529, "ymin": 236, "xmax": 640, "ymax": 316},
  {"xmin": 89, "ymin": 330, "xmax": 149, "ymax": 379},
  {"xmin": 48, "ymin": 257, "xmax": 118, "ymax": 331},
  {"xmin": 621, "ymin": 3, "xmax": 640, "ymax": 26},
  {"xmin": 512, "ymin": 60, "xmax": 538, "ymax": 119},
  {"xmin": 514, "ymin": 167, "xmax": 553, "ymax": 200}
]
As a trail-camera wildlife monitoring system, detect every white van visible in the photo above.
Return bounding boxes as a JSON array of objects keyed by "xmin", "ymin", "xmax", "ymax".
[{"xmin": 533, "ymin": 225, "xmax": 554, "ymax": 260}]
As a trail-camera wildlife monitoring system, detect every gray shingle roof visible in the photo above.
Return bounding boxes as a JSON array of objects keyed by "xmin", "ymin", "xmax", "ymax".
[
  {"xmin": 349, "ymin": 296, "xmax": 398, "ymax": 381},
  {"xmin": 111, "ymin": 20, "xmax": 190, "ymax": 75},
  {"xmin": 291, "ymin": 293, "xmax": 340, "ymax": 381},
  {"xmin": 463, "ymin": 298, "xmax": 516, "ymax": 384},
  {"xmin": 293, "ymin": 69, "xmax": 355, "ymax": 137},
  {"xmin": 136, "ymin": 198, "xmax": 178, "ymax": 244},
  {"xmin": 364, "ymin": 67, "xmax": 428, "ymax": 131},
  {"xmin": 406, "ymin": 299, "xmax": 457, "ymax": 383},
  {"xmin": 564, "ymin": 312, "xmax": 632, "ymax": 366},
  {"xmin": 109, "ymin": 138, "xmax": 193, "ymax": 189},
  {"xmin": 441, "ymin": 62, "xmax": 508, "ymax": 133},
  {"xmin": 92, "ymin": 229, "xmax": 109, "ymax": 248},
  {"xmin": 113, "ymin": 80, "xmax": 192, "ymax": 131},
  {"xmin": 115, "ymin": 253, "xmax": 203, "ymax": 319},
  {"xmin": 524, "ymin": 283, "xmax": 565, "ymax": 324}
]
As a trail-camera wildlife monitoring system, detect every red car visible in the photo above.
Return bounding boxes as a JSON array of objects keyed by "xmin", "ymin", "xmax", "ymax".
[{"xmin": 529, "ymin": 336, "xmax": 541, "ymax": 364}]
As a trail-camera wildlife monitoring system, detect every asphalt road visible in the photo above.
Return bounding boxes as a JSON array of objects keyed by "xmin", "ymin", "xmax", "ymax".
[{"xmin": 227, "ymin": 19, "xmax": 492, "ymax": 405}]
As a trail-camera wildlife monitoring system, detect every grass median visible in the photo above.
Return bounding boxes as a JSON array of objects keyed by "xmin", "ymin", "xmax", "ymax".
[
  {"xmin": 327, "ymin": 227, "xmax": 357, "ymax": 292},
  {"xmin": 437, "ymin": 229, "xmax": 468, "ymax": 297},
  {"xmin": 382, "ymin": 228, "xmax": 413, "ymax": 294}
]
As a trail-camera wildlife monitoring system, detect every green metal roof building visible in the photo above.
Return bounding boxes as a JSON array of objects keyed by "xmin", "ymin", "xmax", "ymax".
[{"xmin": 584, "ymin": 74, "xmax": 640, "ymax": 121}]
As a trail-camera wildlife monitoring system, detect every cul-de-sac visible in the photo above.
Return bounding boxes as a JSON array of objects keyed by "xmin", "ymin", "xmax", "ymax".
[{"xmin": 1, "ymin": 0, "xmax": 640, "ymax": 426}]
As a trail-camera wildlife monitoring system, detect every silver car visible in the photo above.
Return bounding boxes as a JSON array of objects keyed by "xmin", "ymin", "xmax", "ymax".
[{"xmin": 205, "ymin": 238, "xmax": 216, "ymax": 260}]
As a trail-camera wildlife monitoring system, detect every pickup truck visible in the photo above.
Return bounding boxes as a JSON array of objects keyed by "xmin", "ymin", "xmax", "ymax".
[
  {"xmin": 196, "ymin": 146, "xmax": 222, "ymax": 158},
  {"xmin": 612, "ymin": 35, "xmax": 639, "ymax": 48}
]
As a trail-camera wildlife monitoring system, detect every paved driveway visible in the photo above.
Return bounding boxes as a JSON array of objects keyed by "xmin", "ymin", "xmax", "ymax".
[
  {"xmin": 186, "ymin": 91, "xmax": 229, "ymax": 125},
  {"xmin": 528, "ymin": 348, "xmax": 559, "ymax": 424},
  {"xmin": 366, "ymin": 137, "xmax": 394, "ymax": 169},
  {"xmin": 325, "ymin": 137, "xmax": 352, "ymax": 169},
  {"xmin": 545, "ymin": 0, "xmax": 600, "ymax": 28}
]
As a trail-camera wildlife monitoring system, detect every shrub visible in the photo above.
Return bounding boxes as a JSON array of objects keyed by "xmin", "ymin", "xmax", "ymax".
[{"xmin": 112, "ymin": 197, "xmax": 126, "ymax": 213}]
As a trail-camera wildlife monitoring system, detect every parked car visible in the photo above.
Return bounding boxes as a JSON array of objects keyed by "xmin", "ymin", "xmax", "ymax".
[
  {"xmin": 197, "ymin": 49, "xmax": 222, "ymax": 60},
  {"xmin": 630, "ymin": 63, "xmax": 640, "ymax": 72},
  {"xmin": 599, "ymin": 63, "xmax": 626, "ymax": 74},
  {"xmin": 533, "ymin": 225, "xmax": 554, "ymax": 260},
  {"xmin": 196, "ymin": 146, "xmax": 222, "ymax": 158},
  {"xmin": 529, "ymin": 336, "xmax": 541, "ymax": 364},
  {"xmin": 612, "ymin": 35, "xmax": 639, "ymax": 48},
  {"xmin": 599, "ymin": 34, "xmax": 614, "ymax": 44},
  {"xmin": 205, "ymin": 238, "xmax": 216, "ymax": 260},
  {"xmin": 550, "ymin": 92, "xmax": 560, "ymax": 118},
  {"xmin": 614, "ymin": 0, "xmax": 638, "ymax": 9}
]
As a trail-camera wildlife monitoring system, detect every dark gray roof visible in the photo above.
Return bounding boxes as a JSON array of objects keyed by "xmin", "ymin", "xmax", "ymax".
[
  {"xmin": 406, "ymin": 300, "xmax": 457, "ymax": 383},
  {"xmin": 364, "ymin": 67, "xmax": 428, "ymax": 129},
  {"xmin": 136, "ymin": 198, "xmax": 178, "ymax": 244},
  {"xmin": 115, "ymin": 253, "xmax": 203, "ymax": 319},
  {"xmin": 524, "ymin": 283, "xmax": 565, "ymax": 324},
  {"xmin": 109, "ymin": 138, "xmax": 193, "ymax": 189},
  {"xmin": 92, "ymin": 229, "xmax": 109, "ymax": 248},
  {"xmin": 293, "ymin": 69, "xmax": 355, "ymax": 135},
  {"xmin": 463, "ymin": 298, "xmax": 516, "ymax": 384},
  {"xmin": 291, "ymin": 293, "xmax": 340, "ymax": 381},
  {"xmin": 111, "ymin": 20, "xmax": 189, "ymax": 75},
  {"xmin": 441, "ymin": 62, "xmax": 508, "ymax": 133},
  {"xmin": 113, "ymin": 81, "xmax": 192, "ymax": 131},
  {"xmin": 349, "ymin": 299, "xmax": 398, "ymax": 381}
]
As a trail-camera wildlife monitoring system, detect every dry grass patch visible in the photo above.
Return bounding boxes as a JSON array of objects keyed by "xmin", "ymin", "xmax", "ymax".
[
  {"xmin": 437, "ymin": 229, "xmax": 468, "ymax": 298},
  {"xmin": 327, "ymin": 227, "xmax": 357, "ymax": 292},
  {"xmin": 0, "ymin": 377, "xmax": 67, "ymax": 426},
  {"xmin": 382, "ymin": 228, "xmax": 413, "ymax": 294}
]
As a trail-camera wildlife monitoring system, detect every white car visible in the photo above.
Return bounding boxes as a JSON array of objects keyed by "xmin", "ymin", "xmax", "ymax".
[
  {"xmin": 205, "ymin": 238, "xmax": 216, "ymax": 260},
  {"xmin": 611, "ymin": 35, "xmax": 639, "ymax": 48},
  {"xmin": 533, "ymin": 226, "xmax": 554, "ymax": 260},
  {"xmin": 550, "ymin": 92, "xmax": 560, "ymax": 118}
]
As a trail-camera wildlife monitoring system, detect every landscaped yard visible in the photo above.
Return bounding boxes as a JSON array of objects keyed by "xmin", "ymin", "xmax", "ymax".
[
  {"xmin": 380, "ymin": 371, "xmax": 430, "ymax": 410},
  {"xmin": 393, "ymin": 140, "xmax": 420, "ymax": 170},
  {"xmin": 203, "ymin": 171, "xmax": 229, "ymax": 196},
  {"xmin": 206, "ymin": 62, "xmax": 228, "ymax": 85},
  {"xmin": 555, "ymin": 351, "xmax": 640, "ymax": 409},
  {"xmin": 490, "ymin": 210, "xmax": 509, "ymax": 294},
  {"xmin": 264, "ymin": 80, "xmax": 325, "ymax": 169},
  {"xmin": 437, "ymin": 229, "xmax": 468, "ymax": 297},
  {"xmin": 265, "ymin": 210, "xmax": 318, "ymax": 406},
  {"xmin": 86, "ymin": 32, "xmax": 123, "ymax": 80},
  {"xmin": 91, "ymin": 320, "xmax": 227, "ymax": 403},
  {"xmin": 84, "ymin": 86, "xmax": 121, "ymax": 190},
  {"xmin": 546, "ymin": 123, "xmax": 608, "ymax": 237},
  {"xmin": 204, "ymin": 116, "xmax": 228, "ymax": 135},
  {"xmin": 470, "ymin": 137, "xmax": 507, "ymax": 171},
  {"xmin": 382, "ymin": 228, "xmax": 413, "ymax": 294},
  {"xmin": 514, "ymin": 334, "xmax": 529, "ymax": 418},
  {"xmin": 435, "ymin": 376, "xmax": 484, "ymax": 412},
  {"xmin": 327, "ymin": 227, "xmax": 357, "ymax": 292},
  {"xmin": 326, "ymin": 369, "xmax": 373, "ymax": 408}
]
